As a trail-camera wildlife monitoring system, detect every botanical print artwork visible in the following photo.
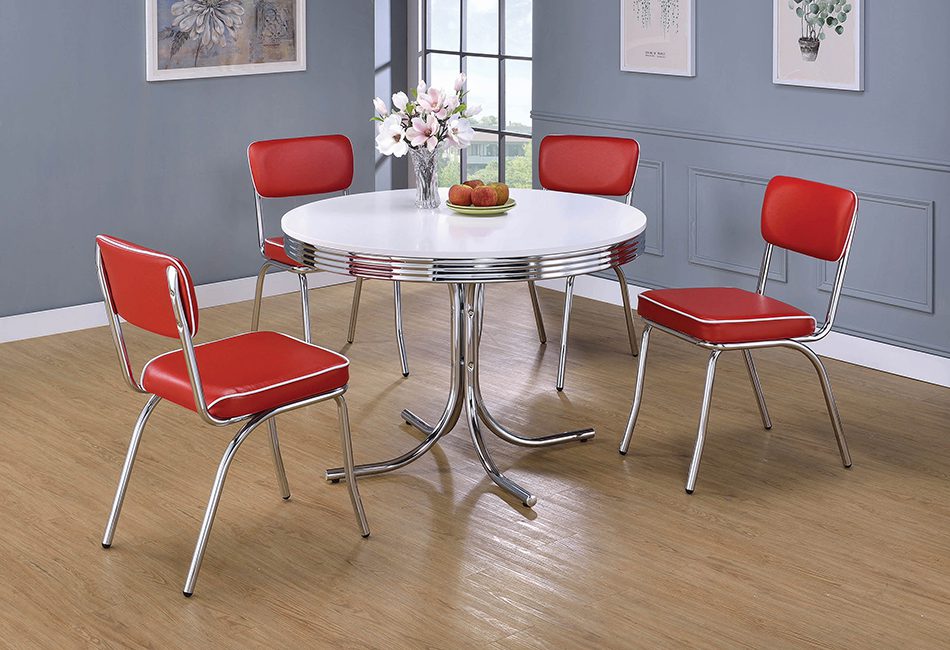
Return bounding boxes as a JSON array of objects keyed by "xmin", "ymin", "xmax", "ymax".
[
  {"xmin": 621, "ymin": 0, "xmax": 694, "ymax": 77},
  {"xmin": 146, "ymin": 0, "xmax": 305, "ymax": 81},
  {"xmin": 773, "ymin": 0, "xmax": 863, "ymax": 90}
]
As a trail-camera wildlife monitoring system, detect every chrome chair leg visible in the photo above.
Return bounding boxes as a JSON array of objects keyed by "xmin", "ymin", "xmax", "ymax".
[
  {"xmin": 556, "ymin": 276, "xmax": 576, "ymax": 392},
  {"xmin": 686, "ymin": 350, "xmax": 722, "ymax": 494},
  {"xmin": 347, "ymin": 277, "xmax": 363, "ymax": 343},
  {"xmin": 743, "ymin": 350, "xmax": 772, "ymax": 430},
  {"xmin": 102, "ymin": 395, "xmax": 162, "ymax": 548},
  {"xmin": 613, "ymin": 266, "xmax": 640, "ymax": 357},
  {"xmin": 393, "ymin": 281, "xmax": 410, "ymax": 377},
  {"xmin": 619, "ymin": 325, "xmax": 653, "ymax": 455},
  {"xmin": 335, "ymin": 396, "xmax": 370, "ymax": 537},
  {"xmin": 267, "ymin": 418, "xmax": 291, "ymax": 500},
  {"xmin": 790, "ymin": 342, "xmax": 852, "ymax": 468},
  {"xmin": 183, "ymin": 414, "xmax": 263, "ymax": 597},
  {"xmin": 297, "ymin": 273, "xmax": 312, "ymax": 343},
  {"xmin": 527, "ymin": 281, "xmax": 547, "ymax": 344},
  {"xmin": 250, "ymin": 262, "xmax": 272, "ymax": 331}
]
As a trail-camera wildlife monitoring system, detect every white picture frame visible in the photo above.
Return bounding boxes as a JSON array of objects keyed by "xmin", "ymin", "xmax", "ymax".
[
  {"xmin": 620, "ymin": 0, "xmax": 696, "ymax": 77},
  {"xmin": 773, "ymin": 0, "xmax": 863, "ymax": 91},
  {"xmin": 146, "ymin": 1, "xmax": 306, "ymax": 82}
]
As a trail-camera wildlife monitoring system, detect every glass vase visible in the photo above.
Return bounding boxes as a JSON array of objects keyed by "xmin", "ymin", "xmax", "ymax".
[{"xmin": 408, "ymin": 145, "xmax": 441, "ymax": 209}]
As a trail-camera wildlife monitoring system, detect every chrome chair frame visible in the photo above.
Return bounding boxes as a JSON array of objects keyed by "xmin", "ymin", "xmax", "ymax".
[
  {"xmin": 619, "ymin": 197, "xmax": 858, "ymax": 494},
  {"xmin": 532, "ymin": 176, "xmax": 641, "ymax": 392},
  {"xmin": 248, "ymin": 179, "xmax": 411, "ymax": 376},
  {"xmin": 96, "ymin": 248, "xmax": 369, "ymax": 597}
]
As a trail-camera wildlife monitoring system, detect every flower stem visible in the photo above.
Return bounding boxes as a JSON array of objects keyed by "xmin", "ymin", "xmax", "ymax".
[{"xmin": 194, "ymin": 41, "xmax": 202, "ymax": 67}]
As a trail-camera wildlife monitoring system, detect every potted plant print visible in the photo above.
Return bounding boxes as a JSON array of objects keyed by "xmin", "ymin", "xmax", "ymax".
[
  {"xmin": 373, "ymin": 75, "xmax": 479, "ymax": 209},
  {"xmin": 788, "ymin": 0, "xmax": 853, "ymax": 62}
]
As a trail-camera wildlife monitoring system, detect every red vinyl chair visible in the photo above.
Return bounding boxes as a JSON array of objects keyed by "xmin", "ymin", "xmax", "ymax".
[
  {"xmin": 535, "ymin": 134, "xmax": 642, "ymax": 391},
  {"xmin": 247, "ymin": 134, "xmax": 410, "ymax": 376},
  {"xmin": 95, "ymin": 235, "xmax": 369, "ymax": 597},
  {"xmin": 619, "ymin": 176, "xmax": 859, "ymax": 494}
]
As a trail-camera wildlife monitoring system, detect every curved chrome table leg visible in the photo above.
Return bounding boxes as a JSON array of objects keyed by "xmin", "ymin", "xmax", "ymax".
[
  {"xmin": 325, "ymin": 284, "xmax": 464, "ymax": 482},
  {"xmin": 327, "ymin": 282, "xmax": 595, "ymax": 508},
  {"xmin": 466, "ymin": 384, "xmax": 537, "ymax": 508},
  {"xmin": 469, "ymin": 284, "xmax": 594, "ymax": 448}
]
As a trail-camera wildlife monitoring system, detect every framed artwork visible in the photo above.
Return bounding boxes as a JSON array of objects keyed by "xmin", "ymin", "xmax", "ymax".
[
  {"xmin": 773, "ymin": 0, "xmax": 863, "ymax": 91},
  {"xmin": 146, "ymin": 1, "xmax": 306, "ymax": 82},
  {"xmin": 620, "ymin": 0, "xmax": 696, "ymax": 77}
]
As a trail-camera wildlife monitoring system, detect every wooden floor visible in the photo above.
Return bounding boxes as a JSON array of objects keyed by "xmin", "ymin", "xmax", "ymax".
[{"xmin": 1, "ymin": 281, "xmax": 948, "ymax": 648}]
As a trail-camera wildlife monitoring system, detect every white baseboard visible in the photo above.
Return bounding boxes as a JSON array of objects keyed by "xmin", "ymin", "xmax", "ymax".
[
  {"xmin": 537, "ymin": 275, "xmax": 950, "ymax": 388},
  {"xmin": 0, "ymin": 271, "xmax": 354, "ymax": 344}
]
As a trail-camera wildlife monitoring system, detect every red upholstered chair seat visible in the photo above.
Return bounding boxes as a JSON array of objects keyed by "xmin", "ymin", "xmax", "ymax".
[
  {"xmin": 142, "ymin": 332, "xmax": 349, "ymax": 419},
  {"xmin": 638, "ymin": 287, "xmax": 816, "ymax": 344},
  {"xmin": 263, "ymin": 236, "xmax": 298, "ymax": 267}
]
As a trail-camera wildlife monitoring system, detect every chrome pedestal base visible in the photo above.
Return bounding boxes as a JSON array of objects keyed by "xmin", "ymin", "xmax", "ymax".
[{"xmin": 326, "ymin": 283, "xmax": 594, "ymax": 508}]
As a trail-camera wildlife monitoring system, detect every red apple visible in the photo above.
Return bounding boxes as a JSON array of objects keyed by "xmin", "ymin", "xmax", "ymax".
[
  {"xmin": 490, "ymin": 182, "xmax": 510, "ymax": 205},
  {"xmin": 472, "ymin": 186, "xmax": 498, "ymax": 207},
  {"xmin": 448, "ymin": 184, "xmax": 473, "ymax": 206},
  {"xmin": 462, "ymin": 179, "xmax": 485, "ymax": 189}
]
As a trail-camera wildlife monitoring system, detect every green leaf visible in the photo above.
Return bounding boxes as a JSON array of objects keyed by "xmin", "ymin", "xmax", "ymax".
[
  {"xmin": 835, "ymin": 24, "xmax": 844, "ymax": 34},
  {"xmin": 370, "ymin": 116, "xmax": 383, "ymax": 122}
]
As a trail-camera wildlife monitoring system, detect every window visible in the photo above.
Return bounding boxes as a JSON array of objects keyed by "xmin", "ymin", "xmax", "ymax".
[{"xmin": 421, "ymin": 0, "xmax": 533, "ymax": 188}]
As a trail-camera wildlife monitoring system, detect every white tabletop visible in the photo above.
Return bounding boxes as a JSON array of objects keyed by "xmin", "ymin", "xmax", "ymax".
[{"xmin": 281, "ymin": 188, "xmax": 647, "ymax": 260}]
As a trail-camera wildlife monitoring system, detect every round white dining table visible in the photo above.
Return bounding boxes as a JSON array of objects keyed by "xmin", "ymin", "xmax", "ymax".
[{"xmin": 282, "ymin": 188, "xmax": 647, "ymax": 508}]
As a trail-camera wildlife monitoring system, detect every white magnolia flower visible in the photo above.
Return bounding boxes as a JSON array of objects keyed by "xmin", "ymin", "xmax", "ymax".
[
  {"xmin": 466, "ymin": 104, "xmax": 482, "ymax": 117},
  {"xmin": 406, "ymin": 114, "xmax": 440, "ymax": 152},
  {"xmin": 392, "ymin": 91, "xmax": 410, "ymax": 112},
  {"xmin": 373, "ymin": 97, "xmax": 389, "ymax": 117},
  {"xmin": 416, "ymin": 87, "xmax": 444, "ymax": 115},
  {"xmin": 416, "ymin": 79, "xmax": 428, "ymax": 98},
  {"xmin": 454, "ymin": 73, "xmax": 467, "ymax": 93},
  {"xmin": 445, "ymin": 117, "xmax": 475, "ymax": 149},
  {"xmin": 171, "ymin": 0, "xmax": 244, "ymax": 47},
  {"xmin": 376, "ymin": 115, "xmax": 409, "ymax": 157}
]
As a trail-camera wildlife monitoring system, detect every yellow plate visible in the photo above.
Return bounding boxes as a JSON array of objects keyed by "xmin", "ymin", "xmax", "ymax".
[{"xmin": 445, "ymin": 198, "xmax": 516, "ymax": 216}]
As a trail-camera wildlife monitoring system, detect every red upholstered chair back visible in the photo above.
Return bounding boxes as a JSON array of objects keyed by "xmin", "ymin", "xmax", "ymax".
[
  {"xmin": 538, "ymin": 135, "xmax": 640, "ymax": 197},
  {"xmin": 761, "ymin": 176, "xmax": 858, "ymax": 262},
  {"xmin": 96, "ymin": 235, "xmax": 199, "ymax": 338},
  {"xmin": 247, "ymin": 134, "xmax": 354, "ymax": 198}
]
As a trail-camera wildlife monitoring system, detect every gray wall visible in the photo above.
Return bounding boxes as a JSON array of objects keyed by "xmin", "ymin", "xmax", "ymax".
[
  {"xmin": 534, "ymin": 0, "xmax": 949, "ymax": 357},
  {"xmin": 0, "ymin": 1, "xmax": 375, "ymax": 317}
]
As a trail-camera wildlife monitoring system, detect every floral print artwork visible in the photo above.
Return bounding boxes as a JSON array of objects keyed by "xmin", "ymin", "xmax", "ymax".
[{"xmin": 156, "ymin": 0, "xmax": 297, "ymax": 70}]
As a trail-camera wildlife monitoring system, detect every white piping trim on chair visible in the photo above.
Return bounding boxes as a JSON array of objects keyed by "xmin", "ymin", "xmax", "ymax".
[{"xmin": 638, "ymin": 293, "xmax": 817, "ymax": 328}]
